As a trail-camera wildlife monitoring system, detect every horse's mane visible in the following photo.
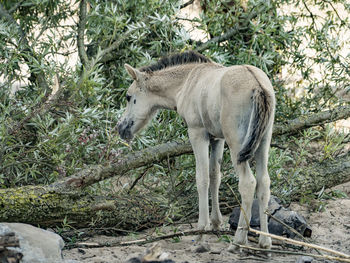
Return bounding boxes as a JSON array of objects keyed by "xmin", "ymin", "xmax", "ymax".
[{"xmin": 140, "ymin": 51, "xmax": 212, "ymax": 73}]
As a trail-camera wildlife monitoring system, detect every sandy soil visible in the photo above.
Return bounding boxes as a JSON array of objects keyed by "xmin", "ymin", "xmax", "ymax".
[{"xmin": 63, "ymin": 182, "xmax": 350, "ymax": 263}]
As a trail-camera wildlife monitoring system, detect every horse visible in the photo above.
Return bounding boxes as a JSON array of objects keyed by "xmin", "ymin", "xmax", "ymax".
[{"xmin": 118, "ymin": 51, "xmax": 275, "ymax": 250}]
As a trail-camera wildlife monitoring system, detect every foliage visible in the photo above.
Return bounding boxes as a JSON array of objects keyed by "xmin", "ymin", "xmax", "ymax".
[{"xmin": 0, "ymin": 0, "xmax": 349, "ymax": 214}]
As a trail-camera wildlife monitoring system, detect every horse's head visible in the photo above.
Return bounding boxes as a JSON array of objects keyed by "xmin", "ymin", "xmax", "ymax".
[{"xmin": 117, "ymin": 64, "xmax": 158, "ymax": 141}]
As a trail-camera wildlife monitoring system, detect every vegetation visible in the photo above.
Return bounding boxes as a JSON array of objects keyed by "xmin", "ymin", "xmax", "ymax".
[{"xmin": 0, "ymin": 0, "xmax": 349, "ymax": 228}]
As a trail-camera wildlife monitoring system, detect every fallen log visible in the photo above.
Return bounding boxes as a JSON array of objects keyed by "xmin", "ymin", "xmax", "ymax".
[
  {"xmin": 0, "ymin": 151, "xmax": 348, "ymax": 228},
  {"xmin": 0, "ymin": 186, "xmax": 167, "ymax": 229}
]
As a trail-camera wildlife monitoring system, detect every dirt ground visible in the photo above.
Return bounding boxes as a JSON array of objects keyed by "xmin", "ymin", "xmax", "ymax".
[{"xmin": 63, "ymin": 182, "xmax": 350, "ymax": 263}]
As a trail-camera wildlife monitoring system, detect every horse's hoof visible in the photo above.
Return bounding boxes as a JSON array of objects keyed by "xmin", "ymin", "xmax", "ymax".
[
  {"xmin": 227, "ymin": 243, "xmax": 241, "ymax": 253},
  {"xmin": 259, "ymin": 236, "xmax": 272, "ymax": 250}
]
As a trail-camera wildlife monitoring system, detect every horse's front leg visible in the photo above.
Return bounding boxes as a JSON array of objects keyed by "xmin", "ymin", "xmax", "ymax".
[{"xmin": 188, "ymin": 128, "xmax": 210, "ymax": 237}]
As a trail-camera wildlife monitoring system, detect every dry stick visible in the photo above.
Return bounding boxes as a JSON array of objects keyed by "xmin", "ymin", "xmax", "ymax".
[
  {"xmin": 237, "ymin": 244, "xmax": 350, "ymax": 263},
  {"xmin": 249, "ymin": 228, "xmax": 350, "ymax": 259},
  {"xmin": 225, "ymin": 183, "xmax": 350, "ymax": 260}
]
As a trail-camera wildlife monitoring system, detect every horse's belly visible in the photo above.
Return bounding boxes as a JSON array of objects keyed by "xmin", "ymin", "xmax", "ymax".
[{"xmin": 199, "ymin": 85, "xmax": 224, "ymax": 138}]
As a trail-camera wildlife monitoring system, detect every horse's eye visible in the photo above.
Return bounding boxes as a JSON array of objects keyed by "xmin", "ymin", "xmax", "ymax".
[{"xmin": 126, "ymin": 94, "xmax": 131, "ymax": 102}]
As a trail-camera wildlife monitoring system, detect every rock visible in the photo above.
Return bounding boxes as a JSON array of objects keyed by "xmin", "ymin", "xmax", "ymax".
[
  {"xmin": 126, "ymin": 243, "xmax": 176, "ymax": 263},
  {"xmin": 296, "ymin": 255, "xmax": 314, "ymax": 263},
  {"xmin": 229, "ymin": 195, "xmax": 312, "ymax": 238},
  {"xmin": 193, "ymin": 243, "xmax": 210, "ymax": 253},
  {"xmin": 0, "ymin": 223, "xmax": 77, "ymax": 263}
]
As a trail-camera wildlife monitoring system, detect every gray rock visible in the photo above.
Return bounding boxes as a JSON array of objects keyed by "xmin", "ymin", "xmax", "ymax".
[
  {"xmin": 296, "ymin": 255, "xmax": 313, "ymax": 263},
  {"xmin": 0, "ymin": 223, "xmax": 77, "ymax": 263}
]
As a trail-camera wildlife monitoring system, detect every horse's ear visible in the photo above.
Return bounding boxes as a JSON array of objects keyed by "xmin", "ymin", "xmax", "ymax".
[{"xmin": 124, "ymin": 64, "xmax": 141, "ymax": 81}]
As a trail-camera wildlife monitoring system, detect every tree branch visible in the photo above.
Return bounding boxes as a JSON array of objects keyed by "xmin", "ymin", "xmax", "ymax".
[
  {"xmin": 194, "ymin": 9, "xmax": 258, "ymax": 52},
  {"xmin": 52, "ymin": 140, "xmax": 193, "ymax": 190},
  {"xmin": 180, "ymin": 0, "xmax": 195, "ymax": 9},
  {"xmin": 99, "ymin": 27, "xmax": 136, "ymax": 63},
  {"xmin": 273, "ymin": 105, "xmax": 350, "ymax": 136},
  {"xmin": 195, "ymin": 26, "xmax": 241, "ymax": 52},
  {"xmin": 77, "ymin": 0, "xmax": 89, "ymax": 69}
]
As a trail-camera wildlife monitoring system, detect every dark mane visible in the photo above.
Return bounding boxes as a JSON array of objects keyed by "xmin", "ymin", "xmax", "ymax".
[{"xmin": 140, "ymin": 51, "xmax": 212, "ymax": 73}]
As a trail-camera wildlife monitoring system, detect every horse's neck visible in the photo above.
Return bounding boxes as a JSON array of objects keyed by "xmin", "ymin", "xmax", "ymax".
[{"xmin": 150, "ymin": 65, "xmax": 194, "ymax": 110}]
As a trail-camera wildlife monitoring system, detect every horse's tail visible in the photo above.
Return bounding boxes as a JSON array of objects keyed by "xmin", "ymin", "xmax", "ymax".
[{"xmin": 237, "ymin": 67, "xmax": 274, "ymax": 164}]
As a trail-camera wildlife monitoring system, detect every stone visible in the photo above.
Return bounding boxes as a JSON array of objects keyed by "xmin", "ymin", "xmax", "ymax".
[
  {"xmin": 0, "ymin": 223, "xmax": 78, "ymax": 263},
  {"xmin": 296, "ymin": 255, "xmax": 314, "ymax": 263}
]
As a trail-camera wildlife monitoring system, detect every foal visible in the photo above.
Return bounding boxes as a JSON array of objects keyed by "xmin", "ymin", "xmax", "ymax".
[{"xmin": 118, "ymin": 51, "xmax": 275, "ymax": 250}]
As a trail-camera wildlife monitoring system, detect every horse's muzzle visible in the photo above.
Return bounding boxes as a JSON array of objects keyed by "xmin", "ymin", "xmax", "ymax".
[{"xmin": 117, "ymin": 119, "xmax": 134, "ymax": 141}]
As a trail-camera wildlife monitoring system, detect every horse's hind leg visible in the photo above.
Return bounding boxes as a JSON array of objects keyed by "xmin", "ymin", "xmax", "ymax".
[
  {"xmin": 233, "ymin": 159, "xmax": 256, "ymax": 246},
  {"xmin": 255, "ymin": 130, "xmax": 272, "ymax": 249},
  {"xmin": 209, "ymin": 138, "xmax": 225, "ymax": 230},
  {"xmin": 223, "ymin": 128, "xmax": 256, "ymax": 248}
]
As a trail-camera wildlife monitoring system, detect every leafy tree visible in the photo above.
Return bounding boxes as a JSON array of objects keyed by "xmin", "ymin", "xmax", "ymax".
[{"xmin": 0, "ymin": 0, "xmax": 349, "ymax": 212}]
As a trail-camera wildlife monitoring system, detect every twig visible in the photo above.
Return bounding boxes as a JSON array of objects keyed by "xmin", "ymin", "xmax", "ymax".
[
  {"xmin": 301, "ymin": 0, "xmax": 316, "ymax": 26},
  {"xmin": 180, "ymin": 0, "xmax": 194, "ymax": 9},
  {"xmin": 128, "ymin": 165, "xmax": 152, "ymax": 193}
]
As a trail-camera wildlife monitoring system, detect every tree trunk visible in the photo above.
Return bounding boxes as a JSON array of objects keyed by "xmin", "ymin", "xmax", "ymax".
[{"xmin": 0, "ymin": 186, "xmax": 166, "ymax": 230}]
